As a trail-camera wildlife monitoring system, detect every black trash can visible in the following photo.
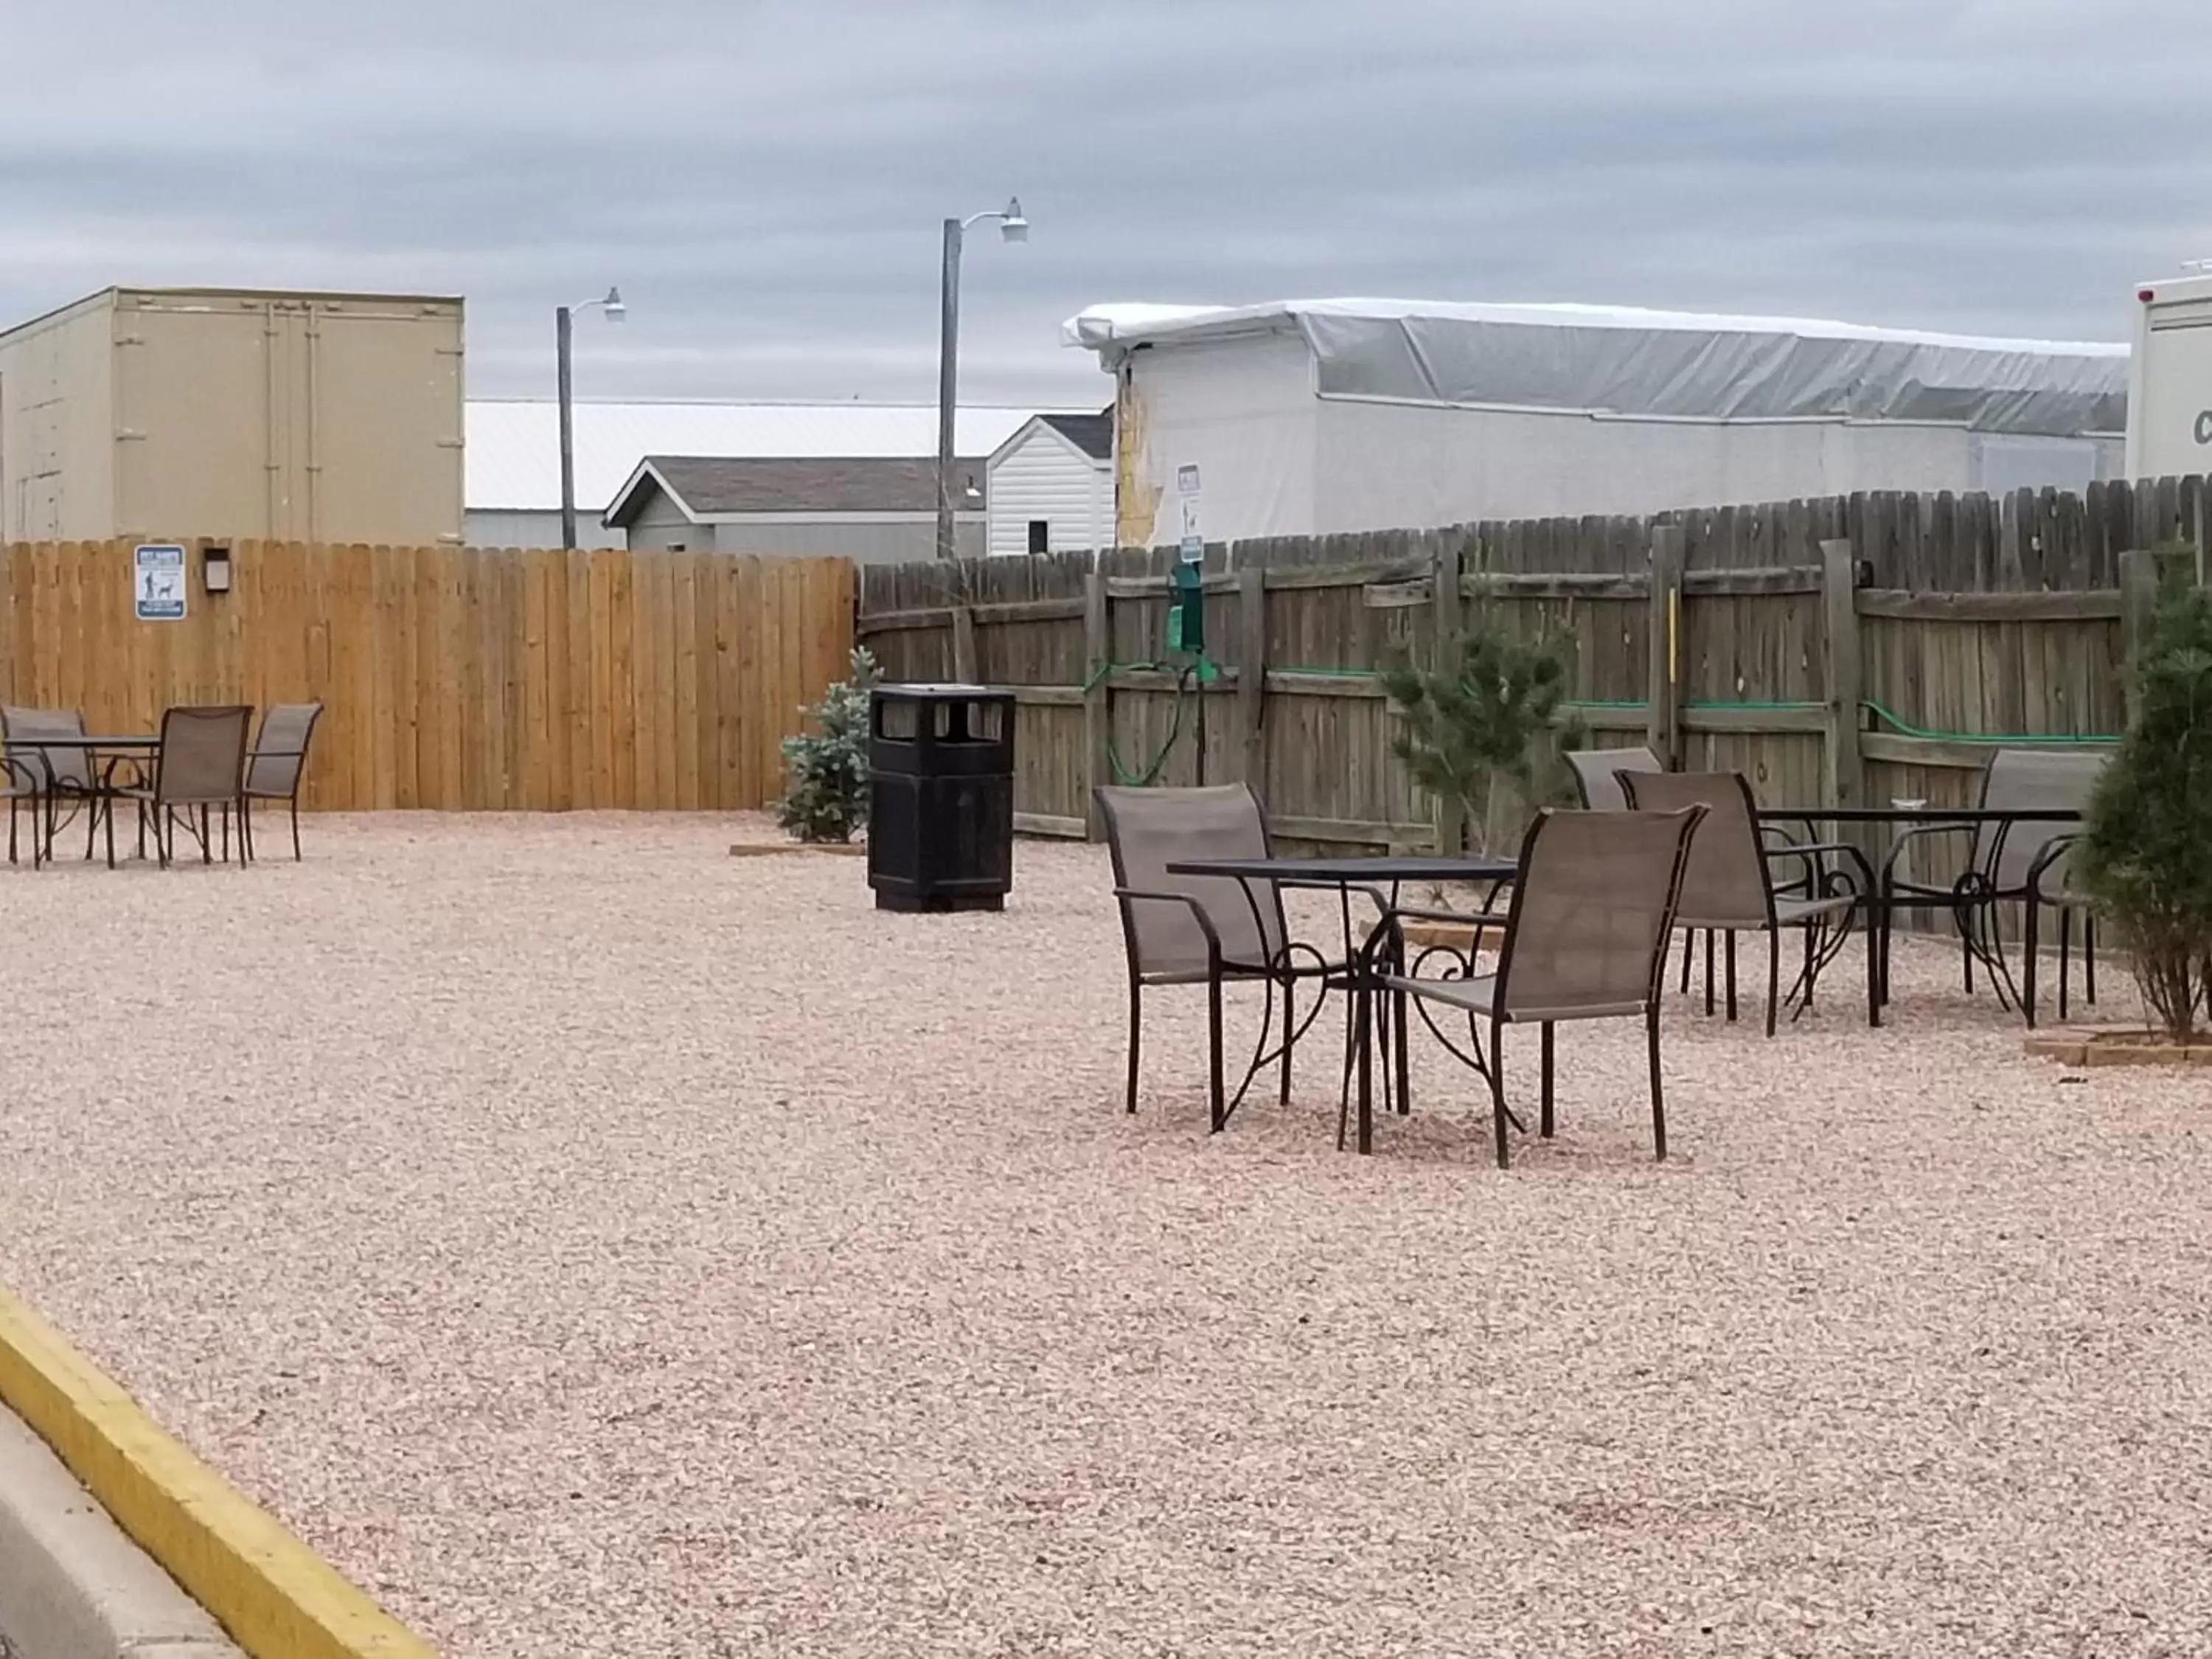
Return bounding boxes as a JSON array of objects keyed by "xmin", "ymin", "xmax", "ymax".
[{"xmin": 868, "ymin": 683, "xmax": 1015, "ymax": 913}]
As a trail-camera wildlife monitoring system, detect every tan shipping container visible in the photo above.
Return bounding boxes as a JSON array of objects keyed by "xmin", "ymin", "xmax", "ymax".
[{"xmin": 0, "ymin": 285, "xmax": 464, "ymax": 546}]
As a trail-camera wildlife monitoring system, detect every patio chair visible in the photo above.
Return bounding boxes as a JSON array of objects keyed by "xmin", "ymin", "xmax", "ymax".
[
  {"xmin": 2021, "ymin": 834, "xmax": 2098, "ymax": 1029},
  {"xmin": 241, "ymin": 702, "xmax": 324, "ymax": 862},
  {"xmin": 1096, "ymin": 782, "xmax": 1343, "ymax": 1133},
  {"xmin": 1569, "ymin": 743, "xmax": 1810, "ymax": 992},
  {"xmin": 1566, "ymin": 745, "xmax": 1664, "ymax": 812},
  {"xmin": 1621, "ymin": 770, "xmax": 1877, "ymax": 1034},
  {"xmin": 0, "ymin": 753, "xmax": 35, "ymax": 866},
  {"xmin": 1, "ymin": 705, "xmax": 105, "ymax": 866},
  {"xmin": 1363, "ymin": 804, "xmax": 1705, "ymax": 1167},
  {"xmin": 114, "ymin": 705, "xmax": 254, "ymax": 869},
  {"xmin": 1877, "ymin": 748, "xmax": 2107, "ymax": 1016}
]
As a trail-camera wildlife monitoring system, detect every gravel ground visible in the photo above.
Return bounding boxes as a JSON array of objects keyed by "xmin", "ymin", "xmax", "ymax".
[{"xmin": 1, "ymin": 814, "xmax": 2208, "ymax": 1658}]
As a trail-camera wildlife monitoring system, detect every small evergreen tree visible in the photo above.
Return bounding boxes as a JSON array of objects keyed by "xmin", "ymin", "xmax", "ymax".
[
  {"xmin": 2076, "ymin": 578, "xmax": 2212, "ymax": 1040},
  {"xmin": 1381, "ymin": 616, "xmax": 1587, "ymax": 852},
  {"xmin": 775, "ymin": 647, "xmax": 881, "ymax": 844}
]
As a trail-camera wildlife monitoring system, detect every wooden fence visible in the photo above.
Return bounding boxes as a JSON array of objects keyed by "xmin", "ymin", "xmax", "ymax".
[
  {"xmin": 858, "ymin": 477, "xmax": 2211, "ymax": 852},
  {"xmin": 0, "ymin": 540, "xmax": 855, "ymax": 812}
]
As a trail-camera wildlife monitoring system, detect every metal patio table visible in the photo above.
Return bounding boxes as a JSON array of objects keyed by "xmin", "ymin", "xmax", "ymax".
[
  {"xmin": 4, "ymin": 734, "xmax": 161, "ymax": 867},
  {"xmin": 1164, "ymin": 853, "xmax": 1517, "ymax": 1139},
  {"xmin": 1757, "ymin": 804, "xmax": 2083, "ymax": 1018}
]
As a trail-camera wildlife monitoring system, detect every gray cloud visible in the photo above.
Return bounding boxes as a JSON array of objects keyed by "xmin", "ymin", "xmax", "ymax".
[{"xmin": 5, "ymin": 0, "xmax": 2208, "ymax": 407}]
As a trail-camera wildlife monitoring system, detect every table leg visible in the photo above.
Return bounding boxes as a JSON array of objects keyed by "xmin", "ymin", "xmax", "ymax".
[{"xmin": 1345, "ymin": 982, "xmax": 1363, "ymax": 1150}]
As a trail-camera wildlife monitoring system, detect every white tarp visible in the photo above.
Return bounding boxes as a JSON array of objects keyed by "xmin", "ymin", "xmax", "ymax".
[{"xmin": 1065, "ymin": 299, "xmax": 2128, "ymax": 438}]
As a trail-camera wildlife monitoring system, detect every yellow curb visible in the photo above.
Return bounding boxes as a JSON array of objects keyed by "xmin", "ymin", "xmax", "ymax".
[{"xmin": 0, "ymin": 1287, "xmax": 439, "ymax": 1659}]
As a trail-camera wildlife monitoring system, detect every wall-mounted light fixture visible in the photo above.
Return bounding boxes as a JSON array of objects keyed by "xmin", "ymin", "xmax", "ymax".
[{"xmin": 203, "ymin": 546, "xmax": 233, "ymax": 595}]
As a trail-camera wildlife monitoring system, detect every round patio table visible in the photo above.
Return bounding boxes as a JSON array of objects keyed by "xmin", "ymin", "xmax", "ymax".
[
  {"xmin": 4, "ymin": 734, "xmax": 161, "ymax": 867},
  {"xmin": 1165, "ymin": 853, "xmax": 1517, "ymax": 1147},
  {"xmin": 1757, "ymin": 804, "xmax": 2082, "ymax": 1018}
]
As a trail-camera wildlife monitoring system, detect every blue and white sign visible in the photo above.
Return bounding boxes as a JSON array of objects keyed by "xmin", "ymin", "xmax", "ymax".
[{"xmin": 133, "ymin": 543, "xmax": 187, "ymax": 622}]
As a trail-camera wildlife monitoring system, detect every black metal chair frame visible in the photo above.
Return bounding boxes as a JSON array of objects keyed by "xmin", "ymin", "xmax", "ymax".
[
  {"xmin": 240, "ymin": 703, "xmax": 324, "ymax": 863},
  {"xmin": 1621, "ymin": 771, "xmax": 1879, "ymax": 1034},
  {"xmin": 1879, "ymin": 815, "xmax": 2095, "ymax": 1020},
  {"xmin": 1100, "ymin": 786, "xmax": 1345, "ymax": 1134},
  {"xmin": 1568, "ymin": 745, "xmax": 1816, "ymax": 999},
  {"xmin": 2021, "ymin": 833, "xmax": 2097, "ymax": 1029},
  {"xmin": 118, "ymin": 707, "xmax": 253, "ymax": 869},
  {"xmin": 1352, "ymin": 805, "xmax": 1704, "ymax": 1169}
]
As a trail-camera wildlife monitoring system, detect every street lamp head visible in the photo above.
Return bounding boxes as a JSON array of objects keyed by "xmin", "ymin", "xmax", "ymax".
[
  {"xmin": 602, "ymin": 285, "xmax": 626, "ymax": 322},
  {"xmin": 998, "ymin": 197, "xmax": 1028, "ymax": 243}
]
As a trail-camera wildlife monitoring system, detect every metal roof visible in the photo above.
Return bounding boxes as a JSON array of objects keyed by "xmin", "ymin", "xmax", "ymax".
[
  {"xmin": 465, "ymin": 400, "xmax": 1051, "ymax": 512},
  {"xmin": 1064, "ymin": 299, "xmax": 2129, "ymax": 436}
]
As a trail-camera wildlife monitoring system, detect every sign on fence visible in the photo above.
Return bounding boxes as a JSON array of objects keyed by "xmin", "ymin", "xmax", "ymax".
[
  {"xmin": 1176, "ymin": 465, "xmax": 1203, "ymax": 564},
  {"xmin": 133, "ymin": 543, "xmax": 187, "ymax": 622}
]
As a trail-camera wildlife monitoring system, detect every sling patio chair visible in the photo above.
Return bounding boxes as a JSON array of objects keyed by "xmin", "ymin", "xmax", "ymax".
[
  {"xmin": 2022, "ymin": 833, "xmax": 2098, "ymax": 1029},
  {"xmin": 1359, "ymin": 804, "xmax": 1705, "ymax": 1168},
  {"xmin": 1621, "ymin": 769, "xmax": 1878, "ymax": 1034},
  {"xmin": 1566, "ymin": 745, "xmax": 1666, "ymax": 812},
  {"xmin": 241, "ymin": 702, "xmax": 324, "ymax": 862},
  {"xmin": 1877, "ymin": 748, "xmax": 2108, "ymax": 1018},
  {"xmin": 1, "ymin": 705, "xmax": 110, "ymax": 866},
  {"xmin": 114, "ymin": 705, "xmax": 254, "ymax": 869},
  {"xmin": 1571, "ymin": 743, "xmax": 1812, "ymax": 995},
  {"xmin": 1097, "ymin": 782, "xmax": 1353, "ymax": 1133}
]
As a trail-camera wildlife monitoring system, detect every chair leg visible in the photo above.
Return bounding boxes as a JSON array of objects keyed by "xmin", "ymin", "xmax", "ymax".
[
  {"xmin": 2084, "ymin": 914, "xmax": 2098, "ymax": 1006},
  {"xmin": 1865, "ymin": 910, "xmax": 1880, "ymax": 1029},
  {"xmin": 201, "ymin": 805, "xmax": 212, "ymax": 866},
  {"xmin": 1539, "ymin": 1022, "xmax": 1555, "ymax": 1139},
  {"xmin": 1767, "ymin": 930, "xmax": 1781, "ymax": 1039},
  {"xmin": 1703, "ymin": 931, "xmax": 1715, "ymax": 1016},
  {"xmin": 1724, "ymin": 931, "xmax": 1738, "ymax": 1023},
  {"xmin": 1679, "ymin": 929, "xmax": 1693, "ymax": 993},
  {"xmin": 2059, "ymin": 908, "xmax": 2072, "ymax": 1022},
  {"xmin": 1647, "ymin": 1006, "xmax": 1668, "ymax": 1162},
  {"xmin": 220, "ymin": 803, "xmax": 231, "ymax": 865},
  {"xmin": 1124, "ymin": 981, "xmax": 1142, "ymax": 1113},
  {"xmin": 1207, "ymin": 975, "xmax": 1226, "ymax": 1134},
  {"xmin": 104, "ymin": 793, "xmax": 116, "ymax": 870},
  {"xmin": 2023, "ymin": 897, "xmax": 2041, "ymax": 1029},
  {"xmin": 1394, "ymin": 978, "xmax": 1411, "ymax": 1117},
  {"xmin": 291, "ymin": 794, "xmax": 303, "ymax": 861},
  {"xmin": 1279, "ymin": 978, "xmax": 1294, "ymax": 1106},
  {"xmin": 1489, "ymin": 1018, "xmax": 1511, "ymax": 1170}
]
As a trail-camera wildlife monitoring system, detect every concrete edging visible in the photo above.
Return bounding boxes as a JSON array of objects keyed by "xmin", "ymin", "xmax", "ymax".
[
  {"xmin": 0, "ymin": 1290, "xmax": 437, "ymax": 1659},
  {"xmin": 0, "ymin": 1403, "xmax": 243, "ymax": 1659}
]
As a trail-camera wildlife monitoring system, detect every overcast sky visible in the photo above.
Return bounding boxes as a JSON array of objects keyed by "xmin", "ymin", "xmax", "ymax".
[{"xmin": 5, "ymin": 0, "xmax": 2208, "ymax": 409}]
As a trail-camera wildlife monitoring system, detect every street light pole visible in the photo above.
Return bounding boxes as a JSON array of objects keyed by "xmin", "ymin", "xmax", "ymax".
[
  {"xmin": 934, "ymin": 218, "xmax": 963, "ymax": 563},
  {"xmin": 555, "ymin": 287, "xmax": 625, "ymax": 552},
  {"xmin": 557, "ymin": 304, "xmax": 577, "ymax": 552},
  {"xmin": 934, "ymin": 198, "xmax": 1027, "ymax": 562}
]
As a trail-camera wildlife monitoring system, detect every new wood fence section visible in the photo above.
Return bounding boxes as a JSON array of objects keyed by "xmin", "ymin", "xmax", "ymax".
[
  {"xmin": 0, "ymin": 540, "xmax": 855, "ymax": 812},
  {"xmin": 858, "ymin": 477, "xmax": 2211, "ymax": 853}
]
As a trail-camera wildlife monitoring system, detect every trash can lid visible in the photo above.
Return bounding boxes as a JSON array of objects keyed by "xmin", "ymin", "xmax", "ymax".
[{"xmin": 873, "ymin": 682, "xmax": 1012, "ymax": 700}]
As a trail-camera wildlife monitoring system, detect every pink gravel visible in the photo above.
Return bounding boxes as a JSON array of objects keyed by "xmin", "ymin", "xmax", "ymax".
[{"xmin": 0, "ymin": 814, "xmax": 2208, "ymax": 1658}]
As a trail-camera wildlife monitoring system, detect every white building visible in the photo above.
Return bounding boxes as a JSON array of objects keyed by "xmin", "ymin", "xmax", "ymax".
[
  {"xmin": 984, "ymin": 410, "xmax": 1113, "ymax": 556},
  {"xmin": 1064, "ymin": 299, "xmax": 2130, "ymax": 547},
  {"xmin": 462, "ymin": 400, "xmax": 1045, "ymax": 549}
]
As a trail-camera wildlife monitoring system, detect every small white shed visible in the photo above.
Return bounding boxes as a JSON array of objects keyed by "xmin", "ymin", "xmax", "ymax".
[
  {"xmin": 1064, "ymin": 299, "xmax": 2131, "ymax": 547},
  {"xmin": 984, "ymin": 411, "xmax": 1113, "ymax": 556}
]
